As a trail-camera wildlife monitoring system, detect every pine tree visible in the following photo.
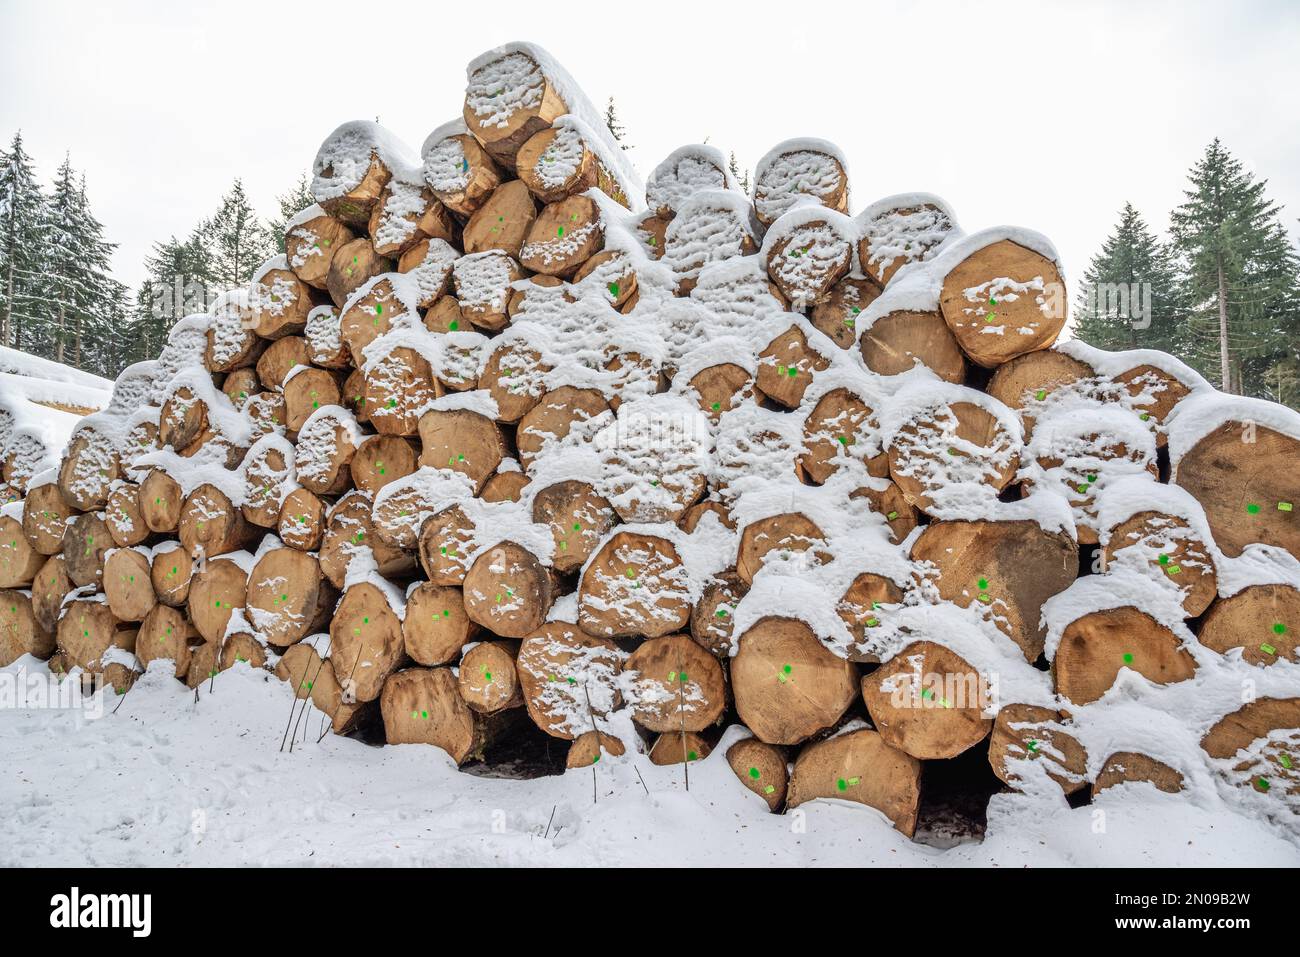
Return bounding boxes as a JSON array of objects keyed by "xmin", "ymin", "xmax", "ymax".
[
  {"xmin": 199, "ymin": 179, "xmax": 274, "ymax": 289},
  {"xmin": 1074, "ymin": 202, "xmax": 1186, "ymax": 355},
  {"xmin": 42, "ymin": 156, "xmax": 118, "ymax": 369},
  {"xmin": 269, "ymin": 172, "xmax": 315, "ymax": 253},
  {"xmin": 1169, "ymin": 139, "xmax": 1300, "ymax": 401},
  {"xmin": 0, "ymin": 132, "xmax": 49, "ymax": 352},
  {"xmin": 727, "ymin": 151, "xmax": 751, "ymax": 194},
  {"xmin": 604, "ymin": 97, "xmax": 629, "ymax": 151}
]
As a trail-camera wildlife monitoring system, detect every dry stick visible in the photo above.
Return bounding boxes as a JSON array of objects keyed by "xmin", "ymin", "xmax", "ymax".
[
  {"xmin": 582, "ymin": 682, "xmax": 599, "ymax": 804},
  {"xmin": 634, "ymin": 765, "xmax": 650, "ymax": 795},
  {"xmin": 317, "ymin": 644, "xmax": 364, "ymax": 744},
  {"xmin": 676, "ymin": 651, "xmax": 689, "ymax": 792},
  {"xmin": 280, "ymin": 649, "xmax": 318, "ymax": 752},
  {"xmin": 290, "ymin": 652, "xmax": 330, "ymax": 753},
  {"xmin": 543, "ymin": 804, "xmax": 556, "ymax": 840},
  {"xmin": 110, "ymin": 668, "xmax": 144, "ymax": 716}
]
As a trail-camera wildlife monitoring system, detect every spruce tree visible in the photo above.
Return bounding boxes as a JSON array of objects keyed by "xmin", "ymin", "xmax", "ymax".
[
  {"xmin": 1169, "ymin": 139, "xmax": 1300, "ymax": 401},
  {"xmin": 42, "ymin": 156, "xmax": 117, "ymax": 369},
  {"xmin": 0, "ymin": 132, "xmax": 49, "ymax": 352},
  {"xmin": 269, "ymin": 172, "xmax": 315, "ymax": 253},
  {"xmin": 1073, "ymin": 202, "xmax": 1185, "ymax": 355},
  {"xmin": 604, "ymin": 97, "xmax": 629, "ymax": 151},
  {"xmin": 199, "ymin": 179, "xmax": 274, "ymax": 289}
]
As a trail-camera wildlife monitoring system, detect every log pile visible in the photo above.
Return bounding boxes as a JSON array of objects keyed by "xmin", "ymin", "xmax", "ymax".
[{"xmin": 3, "ymin": 41, "xmax": 1298, "ymax": 841}]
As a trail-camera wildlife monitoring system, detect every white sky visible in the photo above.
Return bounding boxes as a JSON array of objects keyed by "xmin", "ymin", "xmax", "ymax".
[{"xmin": 2, "ymin": 0, "xmax": 1298, "ymax": 294}]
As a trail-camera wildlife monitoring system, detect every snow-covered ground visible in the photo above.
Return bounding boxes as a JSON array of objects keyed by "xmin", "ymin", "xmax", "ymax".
[{"xmin": 2, "ymin": 656, "xmax": 1295, "ymax": 867}]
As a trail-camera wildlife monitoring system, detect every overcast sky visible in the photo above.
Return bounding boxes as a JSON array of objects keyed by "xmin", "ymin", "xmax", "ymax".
[{"xmin": 2, "ymin": 0, "xmax": 1298, "ymax": 295}]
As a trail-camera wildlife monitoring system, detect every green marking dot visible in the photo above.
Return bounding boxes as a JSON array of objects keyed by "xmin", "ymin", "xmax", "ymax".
[
  {"xmin": 711, "ymin": 402, "xmax": 720, "ymax": 411},
  {"xmin": 1027, "ymin": 739, "xmax": 1038, "ymax": 753},
  {"xmin": 749, "ymin": 767, "xmax": 760, "ymax": 780},
  {"xmin": 608, "ymin": 282, "xmax": 619, "ymax": 297},
  {"xmin": 836, "ymin": 778, "xmax": 847, "ymax": 792},
  {"xmin": 687, "ymin": 751, "xmax": 698, "ymax": 761},
  {"xmin": 1274, "ymin": 622, "xmax": 1287, "ymax": 635},
  {"xmin": 1247, "ymin": 503, "xmax": 1261, "ymax": 514},
  {"xmin": 886, "ymin": 510, "xmax": 899, "ymax": 520},
  {"xmin": 1158, "ymin": 554, "xmax": 1170, "ymax": 565},
  {"xmin": 1035, "ymin": 389, "xmax": 1047, "ymax": 401},
  {"xmin": 1123, "ymin": 653, "xmax": 1134, "ymax": 664},
  {"xmin": 1256, "ymin": 777, "xmax": 1270, "ymax": 792},
  {"xmin": 1260, "ymin": 643, "xmax": 1277, "ymax": 656},
  {"xmin": 1280, "ymin": 754, "xmax": 1293, "ymax": 770},
  {"xmin": 625, "ymin": 568, "xmax": 635, "ymax": 579},
  {"xmin": 978, "ymin": 578, "xmax": 989, "ymax": 590},
  {"xmin": 449, "ymin": 320, "xmax": 458, "ymax": 331},
  {"xmin": 763, "ymin": 785, "xmax": 775, "ymax": 794}
]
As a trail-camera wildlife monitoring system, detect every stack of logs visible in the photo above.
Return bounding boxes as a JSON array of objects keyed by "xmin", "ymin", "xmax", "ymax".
[{"xmin": 1, "ymin": 42, "xmax": 1297, "ymax": 839}]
